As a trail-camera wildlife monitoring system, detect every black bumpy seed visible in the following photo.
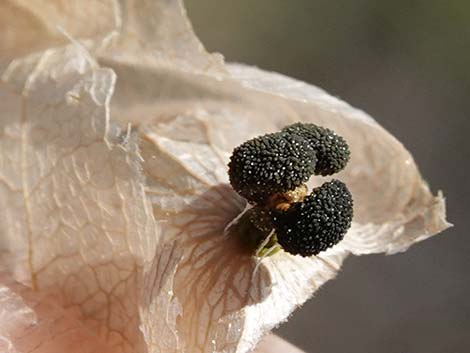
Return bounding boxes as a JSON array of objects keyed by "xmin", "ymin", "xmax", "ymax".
[
  {"xmin": 272, "ymin": 180, "xmax": 353, "ymax": 256},
  {"xmin": 228, "ymin": 132, "xmax": 317, "ymax": 204},
  {"xmin": 282, "ymin": 123, "xmax": 350, "ymax": 176}
]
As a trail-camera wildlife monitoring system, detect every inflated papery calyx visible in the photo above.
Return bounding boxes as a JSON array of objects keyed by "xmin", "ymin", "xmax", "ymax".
[{"xmin": 0, "ymin": 1, "xmax": 450, "ymax": 353}]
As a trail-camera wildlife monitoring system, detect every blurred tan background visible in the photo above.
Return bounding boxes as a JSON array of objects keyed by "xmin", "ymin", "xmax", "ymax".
[{"xmin": 185, "ymin": 1, "xmax": 469, "ymax": 352}]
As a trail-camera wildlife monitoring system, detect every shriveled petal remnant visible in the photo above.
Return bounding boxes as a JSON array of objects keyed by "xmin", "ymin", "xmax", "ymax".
[{"xmin": 0, "ymin": 1, "xmax": 450, "ymax": 353}]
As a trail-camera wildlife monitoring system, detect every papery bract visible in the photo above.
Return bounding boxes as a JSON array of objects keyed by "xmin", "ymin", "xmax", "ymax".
[{"xmin": 0, "ymin": 1, "xmax": 450, "ymax": 353}]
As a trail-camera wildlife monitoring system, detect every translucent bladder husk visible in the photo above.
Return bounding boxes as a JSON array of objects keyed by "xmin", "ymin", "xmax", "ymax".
[{"xmin": 0, "ymin": 1, "xmax": 450, "ymax": 353}]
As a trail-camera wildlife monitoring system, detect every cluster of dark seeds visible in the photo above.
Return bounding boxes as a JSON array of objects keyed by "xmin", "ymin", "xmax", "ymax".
[
  {"xmin": 228, "ymin": 122, "xmax": 353, "ymax": 257},
  {"xmin": 282, "ymin": 123, "xmax": 350, "ymax": 176},
  {"xmin": 272, "ymin": 180, "xmax": 353, "ymax": 256},
  {"xmin": 228, "ymin": 132, "xmax": 316, "ymax": 204}
]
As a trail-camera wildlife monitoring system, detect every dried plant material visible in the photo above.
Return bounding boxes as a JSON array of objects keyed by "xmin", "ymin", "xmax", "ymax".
[
  {"xmin": 0, "ymin": 272, "xmax": 115, "ymax": 353},
  {"xmin": 0, "ymin": 45, "xmax": 159, "ymax": 353},
  {"xmin": 0, "ymin": 1, "xmax": 450, "ymax": 353},
  {"xmin": 0, "ymin": 0, "xmax": 117, "ymax": 68}
]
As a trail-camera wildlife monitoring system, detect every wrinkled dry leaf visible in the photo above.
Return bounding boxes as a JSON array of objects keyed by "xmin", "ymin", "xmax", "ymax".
[{"xmin": 0, "ymin": 1, "xmax": 450, "ymax": 353}]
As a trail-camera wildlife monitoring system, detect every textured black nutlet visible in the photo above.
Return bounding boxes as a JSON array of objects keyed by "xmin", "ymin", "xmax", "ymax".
[
  {"xmin": 272, "ymin": 179, "xmax": 353, "ymax": 257},
  {"xmin": 282, "ymin": 123, "xmax": 350, "ymax": 176},
  {"xmin": 228, "ymin": 132, "xmax": 317, "ymax": 204}
]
